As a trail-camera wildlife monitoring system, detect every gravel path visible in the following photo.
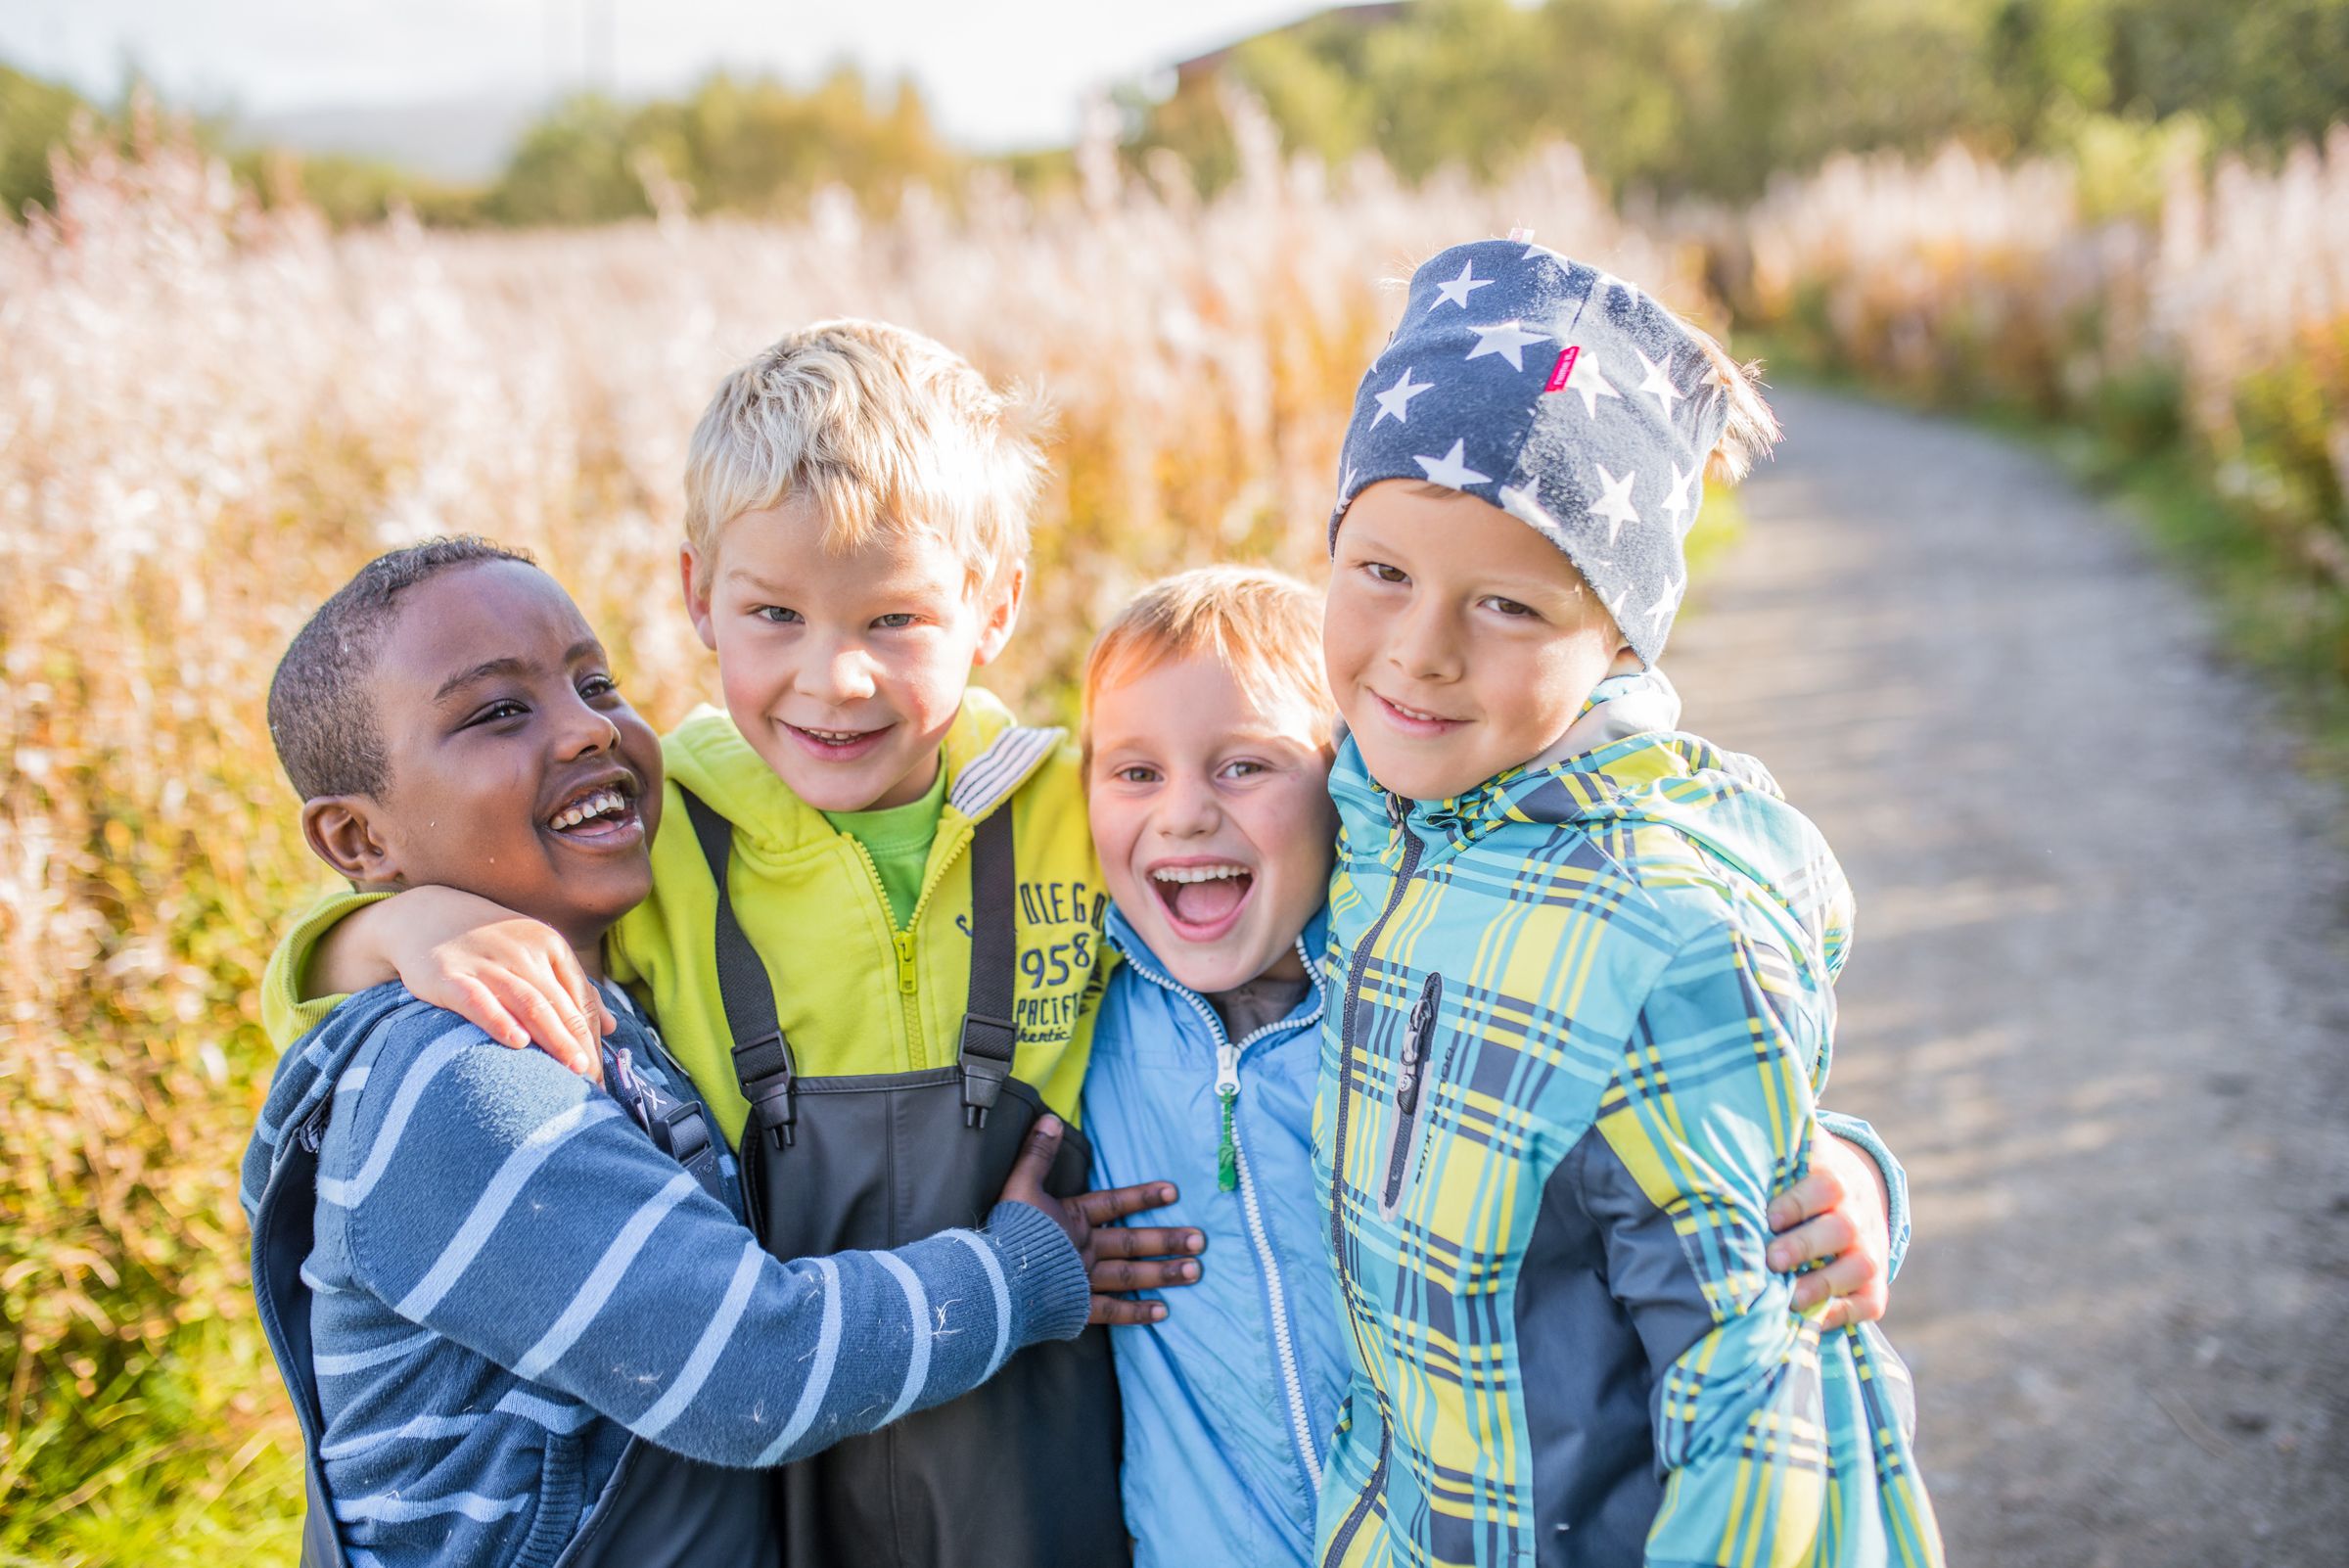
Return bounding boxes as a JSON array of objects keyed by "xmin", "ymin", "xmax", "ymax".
[{"xmin": 1667, "ymin": 387, "xmax": 2349, "ymax": 1567}]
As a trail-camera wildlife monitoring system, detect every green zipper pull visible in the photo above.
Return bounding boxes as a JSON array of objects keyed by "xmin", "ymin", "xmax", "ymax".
[
  {"xmin": 894, "ymin": 931, "xmax": 918, "ymax": 994},
  {"xmin": 1217, "ymin": 1088, "xmax": 1239, "ymax": 1192},
  {"xmin": 1214, "ymin": 1038, "xmax": 1241, "ymax": 1192}
]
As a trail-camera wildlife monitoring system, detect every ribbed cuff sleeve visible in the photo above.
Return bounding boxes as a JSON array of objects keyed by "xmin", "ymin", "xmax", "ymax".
[
  {"xmin": 1818, "ymin": 1110, "xmax": 1911, "ymax": 1278},
  {"xmin": 984, "ymin": 1200, "xmax": 1092, "ymax": 1346}
]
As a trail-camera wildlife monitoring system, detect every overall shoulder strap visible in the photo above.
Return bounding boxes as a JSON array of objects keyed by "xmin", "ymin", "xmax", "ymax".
[
  {"xmin": 956, "ymin": 804, "xmax": 1018, "ymax": 1127},
  {"xmin": 677, "ymin": 787, "xmax": 798, "ymax": 1150}
]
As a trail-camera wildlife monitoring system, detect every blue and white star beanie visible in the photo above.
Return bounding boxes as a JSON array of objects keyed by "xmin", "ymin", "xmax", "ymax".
[{"xmin": 1330, "ymin": 237, "xmax": 1731, "ymax": 668}]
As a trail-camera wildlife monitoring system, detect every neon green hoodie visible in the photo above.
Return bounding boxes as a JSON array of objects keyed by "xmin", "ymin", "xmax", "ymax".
[{"xmin": 261, "ymin": 689, "xmax": 1111, "ymax": 1146}]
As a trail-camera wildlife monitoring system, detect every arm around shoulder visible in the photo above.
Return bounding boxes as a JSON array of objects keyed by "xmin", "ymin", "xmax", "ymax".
[
  {"xmin": 337, "ymin": 1019, "xmax": 1089, "ymax": 1469},
  {"xmin": 260, "ymin": 888, "xmax": 391, "ymax": 1048}
]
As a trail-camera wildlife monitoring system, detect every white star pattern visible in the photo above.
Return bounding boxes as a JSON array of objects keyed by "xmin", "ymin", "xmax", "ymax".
[
  {"xmin": 1497, "ymin": 483, "xmax": 1553, "ymax": 532},
  {"xmin": 1560, "ymin": 346, "xmax": 1621, "ymax": 419},
  {"xmin": 1646, "ymin": 576, "xmax": 1683, "ymax": 630},
  {"xmin": 1635, "ymin": 346, "xmax": 1683, "ymax": 420},
  {"xmin": 1662, "ymin": 461, "xmax": 1697, "ymax": 528},
  {"xmin": 1465, "ymin": 321, "xmax": 1549, "ymax": 371},
  {"xmin": 1603, "ymin": 584, "xmax": 1631, "ymax": 623},
  {"xmin": 1588, "ymin": 462, "xmax": 1641, "ymax": 547},
  {"xmin": 1429, "ymin": 260, "xmax": 1495, "ymax": 311},
  {"xmin": 1372, "ymin": 367, "xmax": 1433, "ymax": 427},
  {"xmin": 1414, "ymin": 438, "xmax": 1491, "ymax": 489}
]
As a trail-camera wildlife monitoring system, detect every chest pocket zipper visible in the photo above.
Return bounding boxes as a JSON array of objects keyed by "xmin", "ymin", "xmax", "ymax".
[{"xmin": 1377, "ymin": 971, "xmax": 1445, "ymax": 1220}]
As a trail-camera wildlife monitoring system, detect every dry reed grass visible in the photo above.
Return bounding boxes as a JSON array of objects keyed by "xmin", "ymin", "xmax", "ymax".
[
  {"xmin": 1711, "ymin": 133, "xmax": 2349, "ymax": 613},
  {"xmin": 0, "ymin": 114, "xmax": 1682, "ymax": 1560},
  {"xmin": 10, "ymin": 101, "xmax": 2345, "ymax": 1559}
]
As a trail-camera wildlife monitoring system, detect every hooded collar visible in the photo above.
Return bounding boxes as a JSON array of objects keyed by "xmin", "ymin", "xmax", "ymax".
[
  {"xmin": 662, "ymin": 687, "xmax": 1063, "ymax": 851},
  {"xmin": 1103, "ymin": 900, "xmax": 1330, "ymax": 1045},
  {"xmin": 1331, "ymin": 667, "xmax": 1701, "ymax": 846},
  {"xmin": 1329, "ymin": 671, "xmax": 1848, "ymax": 993}
]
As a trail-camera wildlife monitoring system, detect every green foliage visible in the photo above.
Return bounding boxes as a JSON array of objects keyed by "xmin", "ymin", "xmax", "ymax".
[
  {"xmin": 487, "ymin": 93, "xmax": 651, "ymax": 224},
  {"xmin": 0, "ymin": 61, "xmax": 949, "ymax": 231},
  {"xmin": 486, "ymin": 69, "xmax": 957, "ymax": 225},
  {"xmin": 234, "ymin": 148, "xmax": 486, "ymax": 227},
  {"xmin": 1131, "ymin": 0, "xmax": 2349, "ymax": 201},
  {"xmin": 0, "ymin": 62, "xmax": 90, "ymax": 217}
]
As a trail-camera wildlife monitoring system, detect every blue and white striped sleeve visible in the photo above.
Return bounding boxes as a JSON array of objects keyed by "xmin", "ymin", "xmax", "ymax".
[{"xmin": 332, "ymin": 1013, "xmax": 1091, "ymax": 1469}]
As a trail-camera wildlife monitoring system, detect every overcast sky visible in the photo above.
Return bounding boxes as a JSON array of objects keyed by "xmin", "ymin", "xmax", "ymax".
[{"xmin": 0, "ymin": 0, "xmax": 1350, "ymax": 151}]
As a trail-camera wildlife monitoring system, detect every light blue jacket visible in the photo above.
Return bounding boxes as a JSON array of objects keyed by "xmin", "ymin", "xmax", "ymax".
[
  {"xmin": 1085, "ymin": 874, "xmax": 1910, "ymax": 1566},
  {"xmin": 1085, "ymin": 904, "xmax": 1350, "ymax": 1568}
]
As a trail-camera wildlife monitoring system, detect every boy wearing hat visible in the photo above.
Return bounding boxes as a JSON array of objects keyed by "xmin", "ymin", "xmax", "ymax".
[
  {"xmin": 1078, "ymin": 567, "xmax": 1911, "ymax": 1568},
  {"xmin": 1313, "ymin": 240, "xmax": 1943, "ymax": 1567}
]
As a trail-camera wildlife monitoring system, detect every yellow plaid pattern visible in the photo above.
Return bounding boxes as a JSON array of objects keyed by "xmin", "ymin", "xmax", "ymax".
[{"xmin": 1313, "ymin": 732, "xmax": 1943, "ymax": 1568}]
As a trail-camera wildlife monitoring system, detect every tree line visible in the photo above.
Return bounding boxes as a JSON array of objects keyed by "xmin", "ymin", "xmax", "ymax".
[
  {"xmin": 3, "ymin": 0, "xmax": 2345, "ymax": 227},
  {"xmin": 1130, "ymin": 0, "xmax": 2349, "ymax": 200}
]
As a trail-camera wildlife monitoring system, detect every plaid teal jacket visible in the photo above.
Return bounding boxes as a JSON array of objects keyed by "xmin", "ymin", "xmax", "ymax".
[{"xmin": 1312, "ymin": 724, "xmax": 1943, "ymax": 1568}]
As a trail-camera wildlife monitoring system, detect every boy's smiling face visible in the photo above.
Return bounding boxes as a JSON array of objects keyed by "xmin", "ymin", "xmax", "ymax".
[
  {"xmin": 1326, "ymin": 481, "xmax": 1629, "ymax": 802},
  {"xmin": 685, "ymin": 499, "xmax": 1022, "ymax": 812},
  {"xmin": 1087, "ymin": 654, "xmax": 1336, "ymax": 996},
  {"xmin": 308, "ymin": 560, "xmax": 664, "ymax": 967}
]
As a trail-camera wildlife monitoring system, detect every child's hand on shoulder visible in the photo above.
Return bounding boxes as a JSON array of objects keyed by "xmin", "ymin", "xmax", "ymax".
[
  {"xmin": 328, "ymin": 886, "xmax": 613, "ymax": 1084},
  {"xmin": 997, "ymin": 1116, "xmax": 1207, "ymax": 1326},
  {"xmin": 1766, "ymin": 1129, "xmax": 1893, "ymax": 1329}
]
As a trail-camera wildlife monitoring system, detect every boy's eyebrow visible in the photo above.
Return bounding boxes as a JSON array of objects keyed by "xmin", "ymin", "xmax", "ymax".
[
  {"xmin": 725, "ymin": 566, "xmax": 790, "ymax": 594},
  {"xmin": 433, "ymin": 640, "xmax": 603, "ymax": 703}
]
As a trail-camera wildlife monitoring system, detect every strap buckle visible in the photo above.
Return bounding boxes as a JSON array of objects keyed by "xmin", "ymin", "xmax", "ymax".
[
  {"xmin": 732, "ymin": 1029, "xmax": 798, "ymax": 1150},
  {"xmin": 958, "ymin": 1012, "xmax": 1017, "ymax": 1129},
  {"xmin": 657, "ymin": 1099, "xmax": 714, "ymax": 1167}
]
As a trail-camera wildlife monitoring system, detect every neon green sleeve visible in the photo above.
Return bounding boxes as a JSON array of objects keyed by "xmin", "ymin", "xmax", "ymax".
[{"xmin": 258, "ymin": 888, "xmax": 392, "ymax": 1050}]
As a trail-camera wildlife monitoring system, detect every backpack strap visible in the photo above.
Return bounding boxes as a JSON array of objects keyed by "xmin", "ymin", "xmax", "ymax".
[
  {"xmin": 957, "ymin": 804, "xmax": 1018, "ymax": 1129},
  {"xmin": 679, "ymin": 787, "xmax": 798, "ymax": 1151}
]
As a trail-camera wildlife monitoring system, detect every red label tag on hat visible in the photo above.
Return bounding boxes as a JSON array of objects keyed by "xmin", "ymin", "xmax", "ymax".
[{"xmin": 1543, "ymin": 346, "xmax": 1580, "ymax": 393}]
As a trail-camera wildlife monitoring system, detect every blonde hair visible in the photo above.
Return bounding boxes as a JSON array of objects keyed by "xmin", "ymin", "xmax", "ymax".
[
  {"xmin": 1082, "ymin": 565, "xmax": 1333, "ymax": 763},
  {"xmin": 684, "ymin": 318, "xmax": 1046, "ymax": 590},
  {"xmin": 1677, "ymin": 313, "xmax": 1781, "ymax": 483}
]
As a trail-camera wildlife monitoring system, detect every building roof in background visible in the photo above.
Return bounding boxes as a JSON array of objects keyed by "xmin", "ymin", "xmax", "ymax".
[{"xmin": 1173, "ymin": 2, "xmax": 1407, "ymax": 84}]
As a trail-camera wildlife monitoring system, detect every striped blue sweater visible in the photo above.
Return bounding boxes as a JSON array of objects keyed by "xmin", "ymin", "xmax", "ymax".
[{"xmin": 242, "ymin": 980, "xmax": 1091, "ymax": 1568}]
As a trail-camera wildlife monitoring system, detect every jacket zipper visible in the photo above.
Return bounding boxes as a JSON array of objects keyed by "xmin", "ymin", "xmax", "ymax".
[
  {"xmin": 847, "ymin": 817, "xmax": 980, "ymax": 1072},
  {"xmin": 1119, "ymin": 939, "xmax": 1327, "ymax": 1496},
  {"xmin": 1321, "ymin": 791, "xmax": 1421, "ymax": 1568},
  {"xmin": 1214, "ymin": 1039, "xmax": 1240, "ymax": 1192},
  {"xmin": 1376, "ymin": 972, "xmax": 1444, "ymax": 1219}
]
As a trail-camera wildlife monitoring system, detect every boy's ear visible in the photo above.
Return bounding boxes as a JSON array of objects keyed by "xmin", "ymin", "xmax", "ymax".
[
  {"xmin": 680, "ymin": 542, "xmax": 718, "ymax": 652},
  {"xmin": 300, "ymin": 796, "xmax": 405, "ymax": 888},
  {"xmin": 971, "ymin": 563, "xmax": 1025, "ymax": 669}
]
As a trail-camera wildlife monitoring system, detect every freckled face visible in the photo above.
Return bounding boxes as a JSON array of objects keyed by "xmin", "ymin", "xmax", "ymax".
[
  {"xmin": 1087, "ymin": 655, "xmax": 1336, "ymax": 995},
  {"xmin": 684, "ymin": 501, "xmax": 1022, "ymax": 811},
  {"xmin": 1324, "ymin": 481, "xmax": 1626, "ymax": 801}
]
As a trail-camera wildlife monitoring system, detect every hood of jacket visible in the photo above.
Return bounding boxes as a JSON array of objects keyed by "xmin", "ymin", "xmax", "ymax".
[
  {"xmin": 1332, "ymin": 669, "xmax": 1853, "ymax": 989},
  {"xmin": 1099, "ymin": 900, "xmax": 1331, "ymax": 1026}
]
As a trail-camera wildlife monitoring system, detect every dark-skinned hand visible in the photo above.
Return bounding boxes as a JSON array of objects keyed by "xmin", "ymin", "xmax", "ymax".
[{"xmin": 997, "ymin": 1115, "xmax": 1206, "ymax": 1326}]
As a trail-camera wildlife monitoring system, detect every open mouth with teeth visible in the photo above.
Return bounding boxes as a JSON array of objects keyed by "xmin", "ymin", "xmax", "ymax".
[
  {"xmin": 1373, "ymin": 691, "xmax": 1462, "ymax": 734},
  {"xmin": 786, "ymin": 720, "xmax": 893, "ymax": 758},
  {"xmin": 543, "ymin": 780, "xmax": 642, "ymax": 845},
  {"xmin": 1149, "ymin": 861, "xmax": 1257, "ymax": 942}
]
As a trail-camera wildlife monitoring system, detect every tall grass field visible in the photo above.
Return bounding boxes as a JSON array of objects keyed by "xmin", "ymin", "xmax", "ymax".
[{"xmin": 4, "ymin": 106, "xmax": 2344, "ymax": 1562}]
